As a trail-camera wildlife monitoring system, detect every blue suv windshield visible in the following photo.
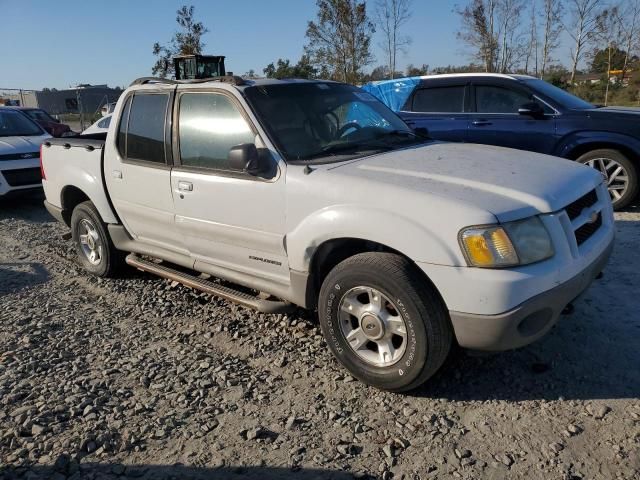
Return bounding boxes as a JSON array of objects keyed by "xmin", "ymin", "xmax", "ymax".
[{"xmin": 523, "ymin": 79, "xmax": 594, "ymax": 110}]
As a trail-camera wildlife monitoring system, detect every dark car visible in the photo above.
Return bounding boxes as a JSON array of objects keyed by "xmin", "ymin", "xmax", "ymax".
[
  {"xmin": 8, "ymin": 107, "xmax": 71, "ymax": 138},
  {"xmin": 362, "ymin": 74, "xmax": 640, "ymax": 209}
]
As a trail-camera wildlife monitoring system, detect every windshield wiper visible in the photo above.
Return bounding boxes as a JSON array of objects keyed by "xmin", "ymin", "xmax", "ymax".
[
  {"xmin": 378, "ymin": 129, "xmax": 419, "ymax": 138},
  {"xmin": 303, "ymin": 142, "xmax": 394, "ymax": 161}
]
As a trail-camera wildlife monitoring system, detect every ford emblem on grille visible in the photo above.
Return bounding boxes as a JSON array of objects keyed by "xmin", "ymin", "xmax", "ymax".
[
  {"xmin": 588, "ymin": 211, "xmax": 599, "ymax": 224},
  {"xmin": 20, "ymin": 153, "xmax": 35, "ymax": 159}
]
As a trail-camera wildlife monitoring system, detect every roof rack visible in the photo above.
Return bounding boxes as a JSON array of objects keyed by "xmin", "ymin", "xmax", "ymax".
[
  {"xmin": 129, "ymin": 75, "xmax": 246, "ymax": 87},
  {"xmin": 129, "ymin": 77, "xmax": 178, "ymax": 86}
]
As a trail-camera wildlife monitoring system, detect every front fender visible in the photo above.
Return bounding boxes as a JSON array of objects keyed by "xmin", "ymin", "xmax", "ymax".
[
  {"xmin": 286, "ymin": 205, "xmax": 464, "ymax": 272},
  {"xmin": 554, "ymin": 131, "xmax": 640, "ymax": 158}
]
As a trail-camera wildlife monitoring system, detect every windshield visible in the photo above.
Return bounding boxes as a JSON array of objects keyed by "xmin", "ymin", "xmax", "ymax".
[
  {"xmin": 25, "ymin": 109, "xmax": 55, "ymax": 123},
  {"xmin": 243, "ymin": 82, "xmax": 421, "ymax": 163},
  {"xmin": 523, "ymin": 79, "xmax": 594, "ymax": 110},
  {"xmin": 0, "ymin": 110, "xmax": 43, "ymax": 136}
]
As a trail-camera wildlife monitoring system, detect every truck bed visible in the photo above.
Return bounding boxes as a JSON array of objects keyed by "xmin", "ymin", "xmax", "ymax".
[{"xmin": 41, "ymin": 133, "xmax": 118, "ymax": 224}]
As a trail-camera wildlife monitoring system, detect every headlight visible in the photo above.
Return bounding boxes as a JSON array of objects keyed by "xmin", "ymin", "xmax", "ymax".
[{"xmin": 459, "ymin": 216, "xmax": 554, "ymax": 268}]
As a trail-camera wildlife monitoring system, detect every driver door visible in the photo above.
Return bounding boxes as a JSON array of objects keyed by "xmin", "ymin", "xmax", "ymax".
[
  {"xmin": 170, "ymin": 89, "xmax": 289, "ymax": 284},
  {"xmin": 467, "ymin": 83, "xmax": 557, "ymax": 154}
]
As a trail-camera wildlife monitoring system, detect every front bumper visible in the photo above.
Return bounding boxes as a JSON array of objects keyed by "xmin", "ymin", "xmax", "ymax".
[
  {"xmin": 449, "ymin": 238, "xmax": 613, "ymax": 351},
  {"xmin": 0, "ymin": 159, "xmax": 42, "ymax": 196}
]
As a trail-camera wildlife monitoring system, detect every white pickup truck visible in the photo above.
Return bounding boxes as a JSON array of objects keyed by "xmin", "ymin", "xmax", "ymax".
[{"xmin": 41, "ymin": 76, "xmax": 614, "ymax": 391}]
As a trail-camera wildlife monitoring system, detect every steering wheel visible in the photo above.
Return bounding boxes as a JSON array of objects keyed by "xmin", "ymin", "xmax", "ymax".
[{"xmin": 337, "ymin": 122, "xmax": 362, "ymax": 138}]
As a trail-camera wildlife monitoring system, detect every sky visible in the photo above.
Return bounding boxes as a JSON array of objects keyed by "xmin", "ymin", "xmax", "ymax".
[{"xmin": 0, "ymin": 0, "xmax": 573, "ymax": 91}]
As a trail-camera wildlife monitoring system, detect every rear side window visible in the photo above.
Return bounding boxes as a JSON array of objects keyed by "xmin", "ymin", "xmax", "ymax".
[
  {"xmin": 117, "ymin": 97, "xmax": 131, "ymax": 157},
  {"xmin": 475, "ymin": 85, "xmax": 531, "ymax": 114},
  {"xmin": 412, "ymin": 86, "xmax": 466, "ymax": 113},
  {"xmin": 125, "ymin": 93, "xmax": 169, "ymax": 163},
  {"xmin": 178, "ymin": 93, "xmax": 254, "ymax": 170}
]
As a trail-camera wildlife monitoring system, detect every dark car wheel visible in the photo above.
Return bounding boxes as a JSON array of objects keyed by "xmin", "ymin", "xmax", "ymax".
[
  {"xmin": 577, "ymin": 149, "xmax": 638, "ymax": 210},
  {"xmin": 71, "ymin": 201, "xmax": 124, "ymax": 277},
  {"xmin": 318, "ymin": 252, "xmax": 452, "ymax": 392}
]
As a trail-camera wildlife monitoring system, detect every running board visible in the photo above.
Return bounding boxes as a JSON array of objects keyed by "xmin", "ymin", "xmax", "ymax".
[{"xmin": 125, "ymin": 254, "xmax": 293, "ymax": 314}]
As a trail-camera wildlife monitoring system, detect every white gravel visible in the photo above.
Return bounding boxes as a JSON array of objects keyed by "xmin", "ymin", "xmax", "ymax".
[{"xmin": 0, "ymin": 193, "xmax": 638, "ymax": 480}]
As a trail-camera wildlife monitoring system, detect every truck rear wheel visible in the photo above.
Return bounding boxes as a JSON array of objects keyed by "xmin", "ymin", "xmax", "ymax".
[
  {"xmin": 70, "ymin": 201, "xmax": 124, "ymax": 277},
  {"xmin": 318, "ymin": 252, "xmax": 452, "ymax": 392},
  {"xmin": 577, "ymin": 149, "xmax": 638, "ymax": 210}
]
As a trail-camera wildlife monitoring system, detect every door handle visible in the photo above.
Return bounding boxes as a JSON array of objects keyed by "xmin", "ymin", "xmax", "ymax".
[
  {"xmin": 472, "ymin": 120, "xmax": 492, "ymax": 126},
  {"xmin": 178, "ymin": 181, "xmax": 193, "ymax": 192},
  {"xmin": 112, "ymin": 170, "xmax": 122, "ymax": 179}
]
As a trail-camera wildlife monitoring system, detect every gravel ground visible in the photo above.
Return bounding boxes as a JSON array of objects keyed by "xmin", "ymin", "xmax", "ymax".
[{"xmin": 0, "ymin": 193, "xmax": 638, "ymax": 480}]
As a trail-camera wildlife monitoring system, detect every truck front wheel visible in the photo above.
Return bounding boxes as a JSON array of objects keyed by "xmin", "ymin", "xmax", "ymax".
[
  {"xmin": 70, "ymin": 201, "xmax": 124, "ymax": 277},
  {"xmin": 318, "ymin": 252, "xmax": 452, "ymax": 392}
]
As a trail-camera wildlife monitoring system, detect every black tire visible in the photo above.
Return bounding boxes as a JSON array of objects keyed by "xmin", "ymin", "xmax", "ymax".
[
  {"xmin": 318, "ymin": 252, "xmax": 452, "ymax": 392},
  {"xmin": 576, "ymin": 149, "xmax": 639, "ymax": 210},
  {"xmin": 70, "ymin": 201, "xmax": 124, "ymax": 277}
]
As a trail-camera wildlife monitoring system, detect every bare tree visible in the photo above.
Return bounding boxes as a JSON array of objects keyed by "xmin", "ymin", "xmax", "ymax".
[
  {"xmin": 495, "ymin": 0, "xmax": 527, "ymax": 73},
  {"xmin": 540, "ymin": 0, "xmax": 564, "ymax": 78},
  {"xmin": 616, "ymin": 0, "xmax": 640, "ymax": 80},
  {"xmin": 457, "ymin": 0, "xmax": 528, "ymax": 73},
  {"xmin": 456, "ymin": 0, "xmax": 499, "ymax": 72},
  {"xmin": 565, "ymin": 0, "xmax": 603, "ymax": 84},
  {"xmin": 376, "ymin": 0, "xmax": 413, "ymax": 79},
  {"xmin": 524, "ymin": 1, "xmax": 539, "ymax": 75},
  {"xmin": 305, "ymin": 0, "xmax": 376, "ymax": 83},
  {"xmin": 593, "ymin": 6, "xmax": 622, "ymax": 105}
]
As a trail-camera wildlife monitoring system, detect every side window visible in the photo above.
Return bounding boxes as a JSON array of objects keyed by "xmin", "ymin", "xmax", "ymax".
[
  {"xmin": 178, "ymin": 93, "xmax": 255, "ymax": 170},
  {"xmin": 126, "ymin": 93, "xmax": 169, "ymax": 163},
  {"xmin": 476, "ymin": 85, "xmax": 532, "ymax": 114},
  {"xmin": 116, "ymin": 97, "xmax": 131, "ymax": 158},
  {"xmin": 412, "ymin": 86, "xmax": 466, "ymax": 113}
]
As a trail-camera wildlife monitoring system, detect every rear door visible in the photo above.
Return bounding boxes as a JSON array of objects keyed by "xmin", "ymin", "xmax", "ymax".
[
  {"xmin": 104, "ymin": 89, "xmax": 187, "ymax": 254},
  {"xmin": 170, "ymin": 88, "xmax": 289, "ymax": 284},
  {"xmin": 467, "ymin": 81, "xmax": 557, "ymax": 154},
  {"xmin": 399, "ymin": 81, "xmax": 470, "ymax": 142}
]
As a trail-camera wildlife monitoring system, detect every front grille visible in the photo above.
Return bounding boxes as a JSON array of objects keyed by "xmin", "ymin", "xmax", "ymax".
[
  {"xmin": 2, "ymin": 167, "xmax": 42, "ymax": 187},
  {"xmin": 565, "ymin": 189, "xmax": 598, "ymax": 221},
  {"xmin": 0, "ymin": 152, "xmax": 39, "ymax": 161},
  {"xmin": 575, "ymin": 213, "xmax": 602, "ymax": 245}
]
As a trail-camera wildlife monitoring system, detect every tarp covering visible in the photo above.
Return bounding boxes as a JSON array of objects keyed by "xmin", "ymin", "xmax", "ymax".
[{"xmin": 360, "ymin": 76, "xmax": 422, "ymax": 112}]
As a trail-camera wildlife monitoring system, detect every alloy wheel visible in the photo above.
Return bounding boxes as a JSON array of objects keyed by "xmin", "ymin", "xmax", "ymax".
[
  {"xmin": 586, "ymin": 157, "xmax": 629, "ymax": 203},
  {"xmin": 338, "ymin": 286, "xmax": 408, "ymax": 367}
]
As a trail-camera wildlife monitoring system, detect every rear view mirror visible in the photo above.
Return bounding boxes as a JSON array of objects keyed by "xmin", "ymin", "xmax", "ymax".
[
  {"xmin": 518, "ymin": 102, "xmax": 545, "ymax": 118},
  {"xmin": 228, "ymin": 143, "xmax": 265, "ymax": 175}
]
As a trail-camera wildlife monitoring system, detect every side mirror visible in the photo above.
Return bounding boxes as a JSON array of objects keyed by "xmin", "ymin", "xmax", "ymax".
[
  {"xmin": 413, "ymin": 126, "xmax": 430, "ymax": 139},
  {"xmin": 228, "ymin": 143, "xmax": 264, "ymax": 175},
  {"xmin": 518, "ymin": 102, "xmax": 545, "ymax": 118}
]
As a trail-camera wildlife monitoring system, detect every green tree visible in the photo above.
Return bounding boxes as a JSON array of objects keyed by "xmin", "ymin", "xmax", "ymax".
[
  {"xmin": 405, "ymin": 63, "xmax": 429, "ymax": 76},
  {"xmin": 152, "ymin": 5, "xmax": 209, "ymax": 78},
  {"xmin": 305, "ymin": 0, "xmax": 375, "ymax": 84},
  {"xmin": 590, "ymin": 47, "xmax": 628, "ymax": 73},
  {"xmin": 263, "ymin": 55, "xmax": 318, "ymax": 79}
]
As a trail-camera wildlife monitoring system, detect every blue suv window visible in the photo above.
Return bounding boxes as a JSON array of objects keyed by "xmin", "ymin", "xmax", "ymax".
[
  {"xmin": 476, "ymin": 86, "xmax": 532, "ymax": 114},
  {"xmin": 412, "ymin": 86, "xmax": 465, "ymax": 113}
]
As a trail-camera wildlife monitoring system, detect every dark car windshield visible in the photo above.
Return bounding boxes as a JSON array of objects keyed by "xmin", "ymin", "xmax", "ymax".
[
  {"xmin": 25, "ymin": 109, "xmax": 56, "ymax": 123},
  {"xmin": 523, "ymin": 78, "xmax": 594, "ymax": 110},
  {"xmin": 0, "ymin": 109, "xmax": 43, "ymax": 136},
  {"xmin": 243, "ymin": 82, "xmax": 421, "ymax": 163}
]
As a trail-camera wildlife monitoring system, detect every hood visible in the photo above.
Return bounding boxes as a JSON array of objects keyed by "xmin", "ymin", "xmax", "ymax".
[
  {"xmin": 0, "ymin": 134, "xmax": 50, "ymax": 155},
  {"xmin": 325, "ymin": 142, "xmax": 603, "ymax": 222},
  {"xmin": 587, "ymin": 106, "xmax": 640, "ymax": 117}
]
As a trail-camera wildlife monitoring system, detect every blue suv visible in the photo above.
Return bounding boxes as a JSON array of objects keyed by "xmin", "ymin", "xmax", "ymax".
[{"xmin": 363, "ymin": 74, "xmax": 640, "ymax": 209}]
